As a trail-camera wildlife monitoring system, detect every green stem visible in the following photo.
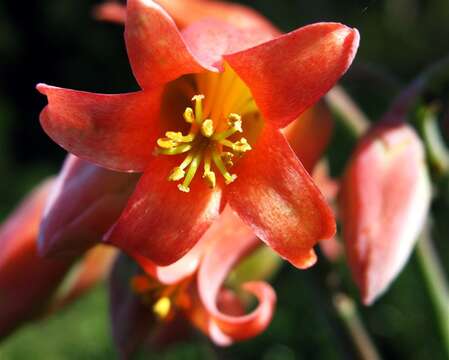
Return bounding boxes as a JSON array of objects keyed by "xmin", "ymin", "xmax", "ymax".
[
  {"xmin": 326, "ymin": 85, "xmax": 370, "ymax": 136},
  {"xmin": 333, "ymin": 294, "xmax": 382, "ymax": 360},
  {"xmin": 416, "ymin": 231, "xmax": 449, "ymax": 358},
  {"xmin": 418, "ymin": 107, "xmax": 449, "ymax": 177}
]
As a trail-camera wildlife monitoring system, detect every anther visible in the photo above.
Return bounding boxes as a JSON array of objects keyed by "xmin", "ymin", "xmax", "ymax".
[
  {"xmin": 201, "ymin": 119, "xmax": 214, "ymax": 138},
  {"xmin": 165, "ymin": 131, "xmax": 194, "ymax": 143},
  {"xmin": 157, "ymin": 138, "xmax": 177, "ymax": 149},
  {"xmin": 202, "ymin": 151, "xmax": 216, "ymax": 188},
  {"xmin": 233, "ymin": 138, "xmax": 252, "ymax": 153},
  {"xmin": 203, "ymin": 170, "xmax": 216, "ymax": 188},
  {"xmin": 227, "ymin": 113, "xmax": 243, "ymax": 132},
  {"xmin": 183, "ymin": 107, "xmax": 195, "ymax": 124},
  {"xmin": 153, "ymin": 297, "xmax": 171, "ymax": 319},
  {"xmin": 221, "ymin": 152, "xmax": 234, "ymax": 167}
]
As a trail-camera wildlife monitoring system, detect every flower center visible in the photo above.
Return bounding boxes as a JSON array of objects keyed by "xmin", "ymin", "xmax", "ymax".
[{"xmin": 155, "ymin": 94, "xmax": 252, "ymax": 193}]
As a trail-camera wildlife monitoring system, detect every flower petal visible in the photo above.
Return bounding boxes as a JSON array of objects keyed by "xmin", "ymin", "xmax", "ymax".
[
  {"xmin": 125, "ymin": 0, "xmax": 210, "ymax": 89},
  {"xmin": 131, "ymin": 233, "xmax": 210, "ymax": 285},
  {"xmin": 157, "ymin": 0, "xmax": 279, "ymax": 35},
  {"xmin": 109, "ymin": 254, "xmax": 154, "ymax": 358},
  {"xmin": 340, "ymin": 122, "xmax": 431, "ymax": 304},
  {"xmin": 0, "ymin": 179, "xmax": 73, "ymax": 338},
  {"xmin": 93, "ymin": 1, "xmax": 126, "ymax": 24},
  {"xmin": 227, "ymin": 126, "xmax": 336, "ymax": 269},
  {"xmin": 94, "ymin": 0, "xmax": 279, "ymax": 37},
  {"xmin": 197, "ymin": 207, "xmax": 276, "ymax": 342},
  {"xmin": 181, "ymin": 19, "xmax": 273, "ymax": 70},
  {"xmin": 282, "ymin": 101, "xmax": 334, "ymax": 173},
  {"xmin": 39, "ymin": 155, "xmax": 139, "ymax": 257},
  {"xmin": 37, "ymin": 84, "xmax": 162, "ymax": 172},
  {"xmin": 105, "ymin": 156, "xmax": 222, "ymax": 266},
  {"xmin": 225, "ymin": 23, "xmax": 359, "ymax": 128}
]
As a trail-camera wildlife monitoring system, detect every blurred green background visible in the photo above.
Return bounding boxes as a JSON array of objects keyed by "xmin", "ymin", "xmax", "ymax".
[{"xmin": 1, "ymin": 0, "xmax": 449, "ymax": 359}]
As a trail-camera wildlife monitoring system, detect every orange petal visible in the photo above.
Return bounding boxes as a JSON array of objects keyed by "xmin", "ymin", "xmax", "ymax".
[
  {"xmin": 196, "ymin": 207, "xmax": 276, "ymax": 343},
  {"xmin": 225, "ymin": 23, "xmax": 359, "ymax": 128},
  {"xmin": 0, "ymin": 180, "xmax": 73, "ymax": 338},
  {"xmin": 227, "ymin": 126, "xmax": 336, "ymax": 269},
  {"xmin": 105, "ymin": 156, "xmax": 222, "ymax": 266},
  {"xmin": 94, "ymin": 0, "xmax": 279, "ymax": 37},
  {"xmin": 39, "ymin": 155, "xmax": 138, "ymax": 257},
  {"xmin": 282, "ymin": 101, "xmax": 334, "ymax": 173},
  {"xmin": 125, "ymin": 0, "xmax": 211, "ymax": 89},
  {"xmin": 182, "ymin": 19, "xmax": 273, "ymax": 71},
  {"xmin": 340, "ymin": 121, "xmax": 431, "ymax": 304},
  {"xmin": 157, "ymin": 0, "xmax": 279, "ymax": 35},
  {"xmin": 37, "ymin": 85, "xmax": 163, "ymax": 172}
]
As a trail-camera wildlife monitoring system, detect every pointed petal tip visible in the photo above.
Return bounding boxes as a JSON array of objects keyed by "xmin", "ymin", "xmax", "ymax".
[
  {"xmin": 36, "ymin": 83, "xmax": 49, "ymax": 94},
  {"xmin": 288, "ymin": 248, "xmax": 318, "ymax": 269}
]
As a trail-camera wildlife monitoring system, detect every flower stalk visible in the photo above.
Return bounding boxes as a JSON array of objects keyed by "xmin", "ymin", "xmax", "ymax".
[
  {"xmin": 333, "ymin": 294, "xmax": 382, "ymax": 360},
  {"xmin": 416, "ymin": 230, "xmax": 449, "ymax": 359}
]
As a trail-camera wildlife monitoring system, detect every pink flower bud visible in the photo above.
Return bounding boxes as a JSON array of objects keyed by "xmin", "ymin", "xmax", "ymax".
[{"xmin": 340, "ymin": 121, "xmax": 431, "ymax": 305}]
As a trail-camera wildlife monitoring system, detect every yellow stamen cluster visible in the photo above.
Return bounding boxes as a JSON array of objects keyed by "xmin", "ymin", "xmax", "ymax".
[{"xmin": 155, "ymin": 94, "xmax": 252, "ymax": 192}]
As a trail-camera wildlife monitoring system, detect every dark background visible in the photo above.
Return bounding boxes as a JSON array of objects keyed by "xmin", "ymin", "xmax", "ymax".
[{"xmin": 1, "ymin": 0, "xmax": 449, "ymax": 359}]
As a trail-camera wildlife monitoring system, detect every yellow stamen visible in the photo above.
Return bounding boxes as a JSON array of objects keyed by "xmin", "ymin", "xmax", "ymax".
[
  {"xmin": 156, "ymin": 143, "xmax": 192, "ymax": 155},
  {"xmin": 178, "ymin": 150, "xmax": 203, "ymax": 193},
  {"xmin": 168, "ymin": 167, "xmax": 185, "ymax": 181},
  {"xmin": 202, "ymin": 151, "xmax": 216, "ymax": 188},
  {"xmin": 153, "ymin": 297, "xmax": 171, "ymax": 319},
  {"xmin": 221, "ymin": 138, "xmax": 252, "ymax": 153},
  {"xmin": 167, "ymin": 152, "xmax": 195, "ymax": 182},
  {"xmin": 212, "ymin": 114, "xmax": 243, "ymax": 141}
]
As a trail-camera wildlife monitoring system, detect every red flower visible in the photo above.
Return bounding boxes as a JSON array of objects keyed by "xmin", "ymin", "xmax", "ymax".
[
  {"xmin": 38, "ymin": 0, "xmax": 359, "ymax": 268},
  {"xmin": 109, "ymin": 207, "xmax": 276, "ymax": 357},
  {"xmin": 0, "ymin": 179, "xmax": 115, "ymax": 338},
  {"xmin": 340, "ymin": 121, "xmax": 431, "ymax": 304}
]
